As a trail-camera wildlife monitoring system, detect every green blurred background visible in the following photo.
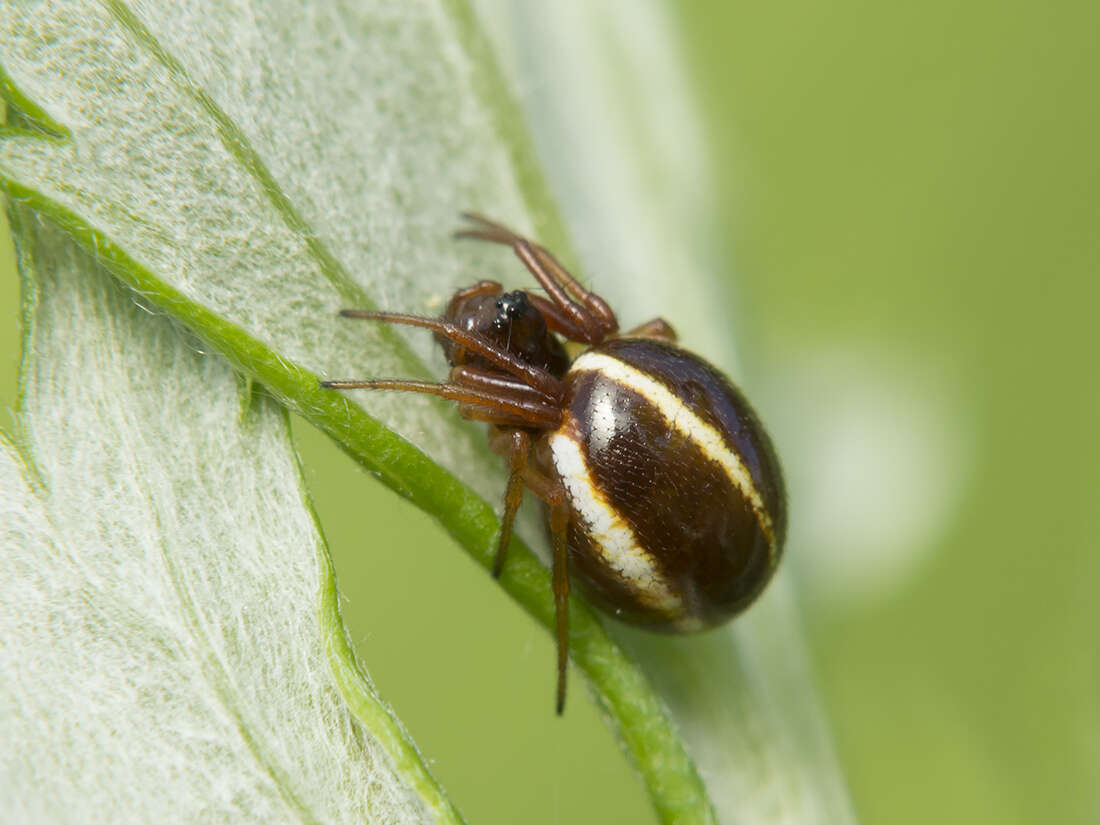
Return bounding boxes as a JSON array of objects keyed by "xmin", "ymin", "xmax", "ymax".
[{"xmin": 2, "ymin": 1, "xmax": 1097, "ymax": 823}]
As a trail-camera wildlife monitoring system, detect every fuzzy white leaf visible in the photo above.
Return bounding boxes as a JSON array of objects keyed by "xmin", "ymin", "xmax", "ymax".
[
  {"xmin": 0, "ymin": 211, "xmax": 458, "ymax": 824},
  {"xmin": 0, "ymin": 0, "xmax": 530, "ymax": 504}
]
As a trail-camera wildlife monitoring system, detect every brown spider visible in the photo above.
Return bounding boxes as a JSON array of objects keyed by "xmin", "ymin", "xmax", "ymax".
[{"xmin": 322, "ymin": 214, "xmax": 785, "ymax": 713}]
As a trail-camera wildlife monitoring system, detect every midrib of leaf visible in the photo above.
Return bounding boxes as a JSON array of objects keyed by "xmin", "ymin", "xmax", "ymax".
[
  {"xmin": 0, "ymin": 172, "xmax": 426, "ymax": 504},
  {"xmin": 0, "ymin": 4, "xmax": 717, "ymax": 825}
]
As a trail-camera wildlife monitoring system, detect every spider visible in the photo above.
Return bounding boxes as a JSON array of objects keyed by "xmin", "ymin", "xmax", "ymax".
[{"xmin": 322, "ymin": 214, "xmax": 786, "ymax": 713}]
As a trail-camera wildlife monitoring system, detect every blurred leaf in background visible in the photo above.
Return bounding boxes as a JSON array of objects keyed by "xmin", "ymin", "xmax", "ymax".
[{"xmin": 677, "ymin": 1, "xmax": 1100, "ymax": 824}]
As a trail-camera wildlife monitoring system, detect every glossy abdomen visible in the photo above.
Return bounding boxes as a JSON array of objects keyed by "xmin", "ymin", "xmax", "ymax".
[{"xmin": 546, "ymin": 338, "xmax": 786, "ymax": 630}]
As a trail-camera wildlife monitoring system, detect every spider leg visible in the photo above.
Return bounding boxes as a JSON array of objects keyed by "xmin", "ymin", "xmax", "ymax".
[
  {"xmin": 338, "ymin": 309, "xmax": 564, "ymax": 400},
  {"xmin": 451, "ymin": 366, "xmax": 561, "ymax": 427},
  {"xmin": 526, "ymin": 293, "xmax": 591, "ymax": 341},
  {"xmin": 443, "ymin": 280, "xmax": 502, "ymax": 319},
  {"xmin": 624, "ymin": 317, "xmax": 678, "ymax": 342},
  {"xmin": 448, "ymin": 366, "xmax": 556, "ymax": 404},
  {"xmin": 458, "ymin": 406, "xmax": 541, "ymax": 429},
  {"xmin": 487, "ymin": 429, "xmax": 531, "ymax": 578},
  {"xmin": 521, "ymin": 465, "xmax": 572, "ymax": 715},
  {"xmin": 456, "ymin": 213, "xmax": 619, "ymax": 344},
  {"xmin": 449, "ymin": 279, "xmax": 502, "ymax": 302},
  {"xmin": 320, "ymin": 378, "xmax": 561, "ymax": 428}
]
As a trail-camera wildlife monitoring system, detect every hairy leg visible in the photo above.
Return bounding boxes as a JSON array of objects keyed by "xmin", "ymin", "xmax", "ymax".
[
  {"xmin": 456, "ymin": 213, "xmax": 619, "ymax": 344},
  {"xmin": 487, "ymin": 429, "xmax": 531, "ymax": 578},
  {"xmin": 522, "ymin": 466, "xmax": 572, "ymax": 715},
  {"xmin": 624, "ymin": 317, "xmax": 678, "ymax": 342},
  {"xmin": 337, "ymin": 309, "xmax": 564, "ymax": 400},
  {"xmin": 320, "ymin": 377, "xmax": 561, "ymax": 428}
]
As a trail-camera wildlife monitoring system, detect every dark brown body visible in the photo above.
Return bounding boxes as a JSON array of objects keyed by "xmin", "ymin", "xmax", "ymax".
[{"xmin": 544, "ymin": 338, "xmax": 785, "ymax": 630}]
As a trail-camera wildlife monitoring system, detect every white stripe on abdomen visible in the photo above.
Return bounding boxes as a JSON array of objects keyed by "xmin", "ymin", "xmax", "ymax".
[
  {"xmin": 549, "ymin": 431, "xmax": 682, "ymax": 613},
  {"xmin": 570, "ymin": 351, "xmax": 775, "ymax": 547}
]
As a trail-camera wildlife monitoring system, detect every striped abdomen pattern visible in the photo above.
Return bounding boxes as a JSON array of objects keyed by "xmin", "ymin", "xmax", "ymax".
[{"xmin": 546, "ymin": 338, "xmax": 786, "ymax": 630}]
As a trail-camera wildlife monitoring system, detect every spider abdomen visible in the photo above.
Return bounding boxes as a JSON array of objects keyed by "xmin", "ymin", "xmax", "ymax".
[{"xmin": 546, "ymin": 338, "xmax": 786, "ymax": 630}]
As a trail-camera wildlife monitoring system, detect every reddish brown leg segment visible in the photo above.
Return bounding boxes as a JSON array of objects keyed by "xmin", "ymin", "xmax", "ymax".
[
  {"xmin": 456, "ymin": 213, "xmax": 619, "ymax": 344},
  {"xmin": 527, "ymin": 293, "xmax": 592, "ymax": 342},
  {"xmin": 338, "ymin": 309, "xmax": 564, "ymax": 399},
  {"xmin": 550, "ymin": 493, "xmax": 570, "ymax": 715},
  {"xmin": 522, "ymin": 466, "xmax": 572, "ymax": 715},
  {"xmin": 320, "ymin": 378, "xmax": 561, "ymax": 428},
  {"xmin": 625, "ymin": 317, "xmax": 678, "ymax": 342},
  {"xmin": 448, "ymin": 279, "xmax": 502, "ymax": 304},
  {"xmin": 449, "ymin": 366, "xmax": 555, "ymax": 405},
  {"xmin": 487, "ymin": 429, "xmax": 530, "ymax": 578},
  {"xmin": 512, "ymin": 242, "xmax": 612, "ymax": 343},
  {"xmin": 458, "ymin": 406, "xmax": 541, "ymax": 429}
]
